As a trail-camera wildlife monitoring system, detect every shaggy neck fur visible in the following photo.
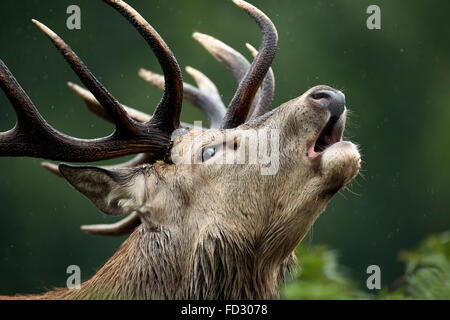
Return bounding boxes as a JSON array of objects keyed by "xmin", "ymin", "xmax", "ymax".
[{"xmin": 24, "ymin": 223, "xmax": 295, "ymax": 300}]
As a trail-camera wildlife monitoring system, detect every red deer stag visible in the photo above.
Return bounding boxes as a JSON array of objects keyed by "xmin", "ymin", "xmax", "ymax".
[{"xmin": 0, "ymin": 0, "xmax": 361, "ymax": 299}]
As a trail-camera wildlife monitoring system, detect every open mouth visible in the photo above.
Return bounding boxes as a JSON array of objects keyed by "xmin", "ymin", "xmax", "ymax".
[{"xmin": 307, "ymin": 115, "xmax": 344, "ymax": 159}]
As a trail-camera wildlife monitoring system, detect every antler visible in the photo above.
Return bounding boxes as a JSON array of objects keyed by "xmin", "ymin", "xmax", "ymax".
[
  {"xmin": 67, "ymin": 82, "xmax": 152, "ymax": 123},
  {"xmin": 0, "ymin": 0, "xmax": 183, "ymax": 162},
  {"xmin": 0, "ymin": 58, "xmax": 162, "ymax": 161},
  {"xmin": 191, "ymin": 32, "xmax": 267, "ymax": 124},
  {"xmin": 192, "ymin": 34, "xmax": 275, "ymax": 122},
  {"xmin": 245, "ymin": 43, "xmax": 275, "ymax": 120},
  {"xmin": 102, "ymin": 0, "xmax": 183, "ymax": 132},
  {"xmin": 66, "ymin": 82, "xmax": 199, "ymax": 128},
  {"xmin": 80, "ymin": 212, "xmax": 141, "ymax": 236},
  {"xmin": 222, "ymin": 0, "xmax": 278, "ymax": 128},
  {"xmin": 141, "ymin": 31, "xmax": 276, "ymax": 130},
  {"xmin": 139, "ymin": 67, "xmax": 226, "ymax": 128}
]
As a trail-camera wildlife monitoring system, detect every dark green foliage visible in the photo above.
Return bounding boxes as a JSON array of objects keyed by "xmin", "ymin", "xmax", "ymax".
[
  {"xmin": 382, "ymin": 231, "xmax": 450, "ymax": 299},
  {"xmin": 282, "ymin": 232, "xmax": 450, "ymax": 300},
  {"xmin": 280, "ymin": 245, "xmax": 369, "ymax": 299}
]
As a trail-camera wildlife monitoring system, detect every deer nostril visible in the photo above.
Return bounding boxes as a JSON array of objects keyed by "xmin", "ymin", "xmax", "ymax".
[
  {"xmin": 309, "ymin": 89, "xmax": 345, "ymax": 118},
  {"xmin": 310, "ymin": 91, "xmax": 332, "ymax": 101}
]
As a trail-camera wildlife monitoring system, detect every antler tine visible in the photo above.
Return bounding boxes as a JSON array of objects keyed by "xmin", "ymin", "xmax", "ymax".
[
  {"xmin": 139, "ymin": 67, "xmax": 226, "ymax": 128},
  {"xmin": 32, "ymin": 20, "xmax": 137, "ymax": 134},
  {"xmin": 0, "ymin": 59, "xmax": 45, "ymax": 127},
  {"xmin": 41, "ymin": 162, "xmax": 63, "ymax": 177},
  {"xmin": 41, "ymin": 152, "xmax": 151, "ymax": 177},
  {"xmin": 185, "ymin": 66, "xmax": 226, "ymax": 128},
  {"xmin": 192, "ymin": 32, "xmax": 262, "ymax": 115},
  {"xmin": 67, "ymin": 82, "xmax": 151, "ymax": 123},
  {"xmin": 221, "ymin": 0, "xmax": 278, "ymax": 129},
  {"xmin": 245, "ymin": 43, "xmax": 275, "ymax": 119},
  {"xmin": 185, "ymin": 66, "xmax": 219, "ymax": 94},
  {"xmin": 102, "ymin": 0, "xmax": 183, "ymax": 134},
  {"xmin": 81, "ymin": 212, "xmax": 141, "ymax": 236},
  {"xmin": 192, "ymin": 32, "xmax": 250, "ymax": 82},
  {"xmin": 68, "ymin": 82, "xmax": 198, "ymax": 130},
  {"xmin": 138, "ymin": 68, "xmax": 165, "ymax": 90}
]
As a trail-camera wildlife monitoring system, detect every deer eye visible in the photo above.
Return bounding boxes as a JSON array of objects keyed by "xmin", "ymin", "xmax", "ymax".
[{"xmin": 201, "ymin": 147, "xmax": 216, "ymax": 162}]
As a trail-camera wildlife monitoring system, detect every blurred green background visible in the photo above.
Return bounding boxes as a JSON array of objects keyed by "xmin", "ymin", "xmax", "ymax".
[{"xmin": 0, "ymin": 0, "xmax": 449, "ymax": 296}]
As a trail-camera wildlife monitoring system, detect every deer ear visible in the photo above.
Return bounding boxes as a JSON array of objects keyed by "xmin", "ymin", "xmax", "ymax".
[{"xmin": 59, "ymin": 164, "xmax": 144, "ymax": 216}]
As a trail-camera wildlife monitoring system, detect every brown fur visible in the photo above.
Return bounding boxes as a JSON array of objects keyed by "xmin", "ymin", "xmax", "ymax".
[{"xmin": 2, "ymin": 86, "xmax": 360, "ymax": 300}]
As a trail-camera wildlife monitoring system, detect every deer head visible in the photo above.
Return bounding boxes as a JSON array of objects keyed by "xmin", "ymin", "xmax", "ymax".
[{"xmin": 0, "ymin": 0, "xmax": 360, "ymax": 299}]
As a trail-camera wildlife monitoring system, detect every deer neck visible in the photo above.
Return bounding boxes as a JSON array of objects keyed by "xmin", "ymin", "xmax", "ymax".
[{"xmin": 52, "ymin": 221, "xmax": 295, "ymax": 300}]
